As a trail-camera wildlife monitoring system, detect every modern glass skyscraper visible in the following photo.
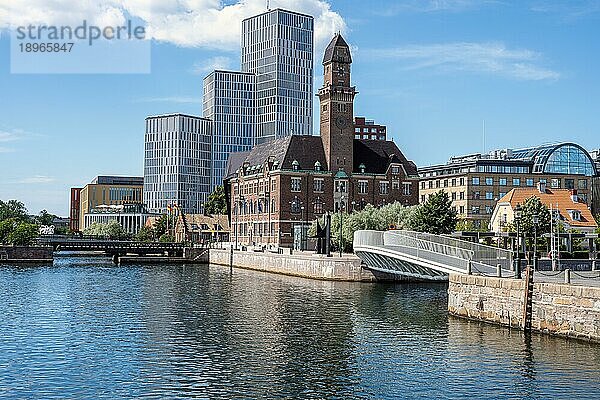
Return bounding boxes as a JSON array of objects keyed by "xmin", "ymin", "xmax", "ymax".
[
  {"xmin": 203, "ymin": 70, "xmax": 256, "ymax": 189},
  {"xmin": 143, "ymin": 113, "xmax": 212, "ymax": 214},
  {"xmin": 241, "ymin": 9, "xmax": 314, "ymax": 144}
]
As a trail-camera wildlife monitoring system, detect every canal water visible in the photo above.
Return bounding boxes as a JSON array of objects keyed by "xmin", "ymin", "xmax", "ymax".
[{"xmin": 1, "ymin": 256, "xmax": 599, "ymax": 399}]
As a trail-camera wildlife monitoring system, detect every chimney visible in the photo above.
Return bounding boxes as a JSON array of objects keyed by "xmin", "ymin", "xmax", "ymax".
[
  {"xmin": 570, "ymin": 189, "xmax": 578, "ymax": 203},
  {"xmin": 537, "ymin": 181, "xmax": 546, "ymax": 193}
]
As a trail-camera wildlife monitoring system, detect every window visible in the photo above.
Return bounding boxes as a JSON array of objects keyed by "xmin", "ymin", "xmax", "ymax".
[
  {"xmin": 551, "ymin": 178, "xmax": 561, "ymax": 188},
  {"xmin": 459, "ymin": 206, "xmax": 465, "ymax": 214},
  {"xmin": 569, "ymin": 210, "xmax": 581, "ymax": 221},
  {"xmin": 486, "ymin": 206, "xmax": 493, "ymax": 214},
  {"xmin": 512, "ymin": 178, "xmax": 520, "ymax": 186},
  {"xmin": 291, "ymin": 177, "xmax": 301, "ymax": 192},
  {"xmin": 435, "ymin": 180, "xmax": 440, "ymax": 188},
  {"xmin": 460, "ymin": 192, "xmax": 465, "ymax": 200},
  {"xmin": 335, "ymin": 180, "xmax": 347, "ymax": 193},
  {"xmin": 428, "ymin": 181, "xmax": 433, "ymax": 189},
  {"xmin": 565, "ymin": 179, "xmax": 575, "ymax": 189},
  {"xmin": 460, "ymin": 178, "xmax": 465, "ymax": 186},
  {"xmin": 421, "ymin": 195, "xmax": 426, "ymax": 203},
  {"xmin": 403, "ymin": 182, "xmax": 412, "ymax": 195},
  {"xmin": 526, "ymin": 178, "xmax": 534, "ymax": 187},
  {"xmin": 499, "ymin": 192, "xmax": 506, "ymax": 198},
  {"xmin": 485, "ymin": 192, "xmax": 494, "ymax": 200},
  {"xmin": 452, "ymin": 178, "xmax": 457, "ymax": 187},
  {"xmin": 392, "ymin": 166, "xmax": 400, "ymax": 174},
  {"xmin": 578, "ymin": 179, "xmax": 588, "ymax": 190},
  {"xmin": 291, "ymin": 198, "xmax": 302, "ymax": 213},
  {"xmin": 443, "ymin": 179, "xmax": 448, "ymax": 188},
  {"xmin": 473, "ymin": 191, "xmax": 480, "ymax": 199},
  {"xmin": 452, "ymin": 192, "xmax": 457, "ymax": 200},
  {"xmin": 421, "ymin": 182, "xmax": 425, "ymax": 190},
  {"xmin": 472, "ymin": 177, "xmax": 480, "ymax": 185},
  {"xmin": 472, "ymin": 206, "xmax": 480, "ymax": 215},
  {"xmin": 379, "ymin": 181, "xmax": 389, "ymax": 195},
  {"xmin": 485, "ymin": 177, "xmax": 493, "ymax": 185},
  {"xmin": 358, "ymin": 181, "xmax": 368, "ymax": 194},
  {"xmin": 499, "ymin": 178, "xmax": 507, "ymax": 186},
  {"xmin": 392, "ymin": 180, "xmax": 400, "ymax": 190},
  {"xmin": 313, "ymin": 178, "xmax": 324, "ymax": 193},
  {"xmin": 313, "ymin": 200, "xmax": 323, "ymax": 214}
]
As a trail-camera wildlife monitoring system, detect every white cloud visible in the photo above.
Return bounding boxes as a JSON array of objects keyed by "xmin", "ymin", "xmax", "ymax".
[
  {"xmin": 17, "ymin": 176, "xmax": 55, "ymax": 184},
  {"xmin": 0, "ymin": 130, "xmax": 25, "ymax": 142},
  {"xmin": 191, "ymin": 56, "xmax": 233, "ymax": 75},
  {"xmin": 0, "ymin": 0, "xmax": 347, "ymax": 51},
  {"xmin": 136, "ymin": 96, "xmax": 202, "ymax": 104},
  {"xmin": 365, "ymin": 42, "xmax": 560, "ymax": 81},
  {"xmin": 0, "ymin": 147, "xmax": 15, "ymax": 153}
]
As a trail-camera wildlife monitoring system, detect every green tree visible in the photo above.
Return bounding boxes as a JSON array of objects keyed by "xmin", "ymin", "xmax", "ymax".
[
  {"xmin": 135, "ymin": 225, "xmax": 155, "ymax": 242},
  {"xmin": 158, "ymin": 233, "xmax": 176, "ymax": 243},
  {"xmin": 0, "ymin": 200, "xmax": 30, "ymax": 222},
  {"xmin": 455, "ymin": 219, "xmax": 489, "ymax": 232},
  {"xmin": 36, "ymin": 209, "xmax": 57, "ymax": 226},
  {"xmin": 408, "ymin": 191, "xmax": 458, "ymax": 234},
  {"xmin": 204, "ymin": 185, "xmax": 227, "ymax": 215},
  {"xmin": 7, "ymin": 223, "xmax": 39, "ymax": 245},
  {"xmin": 519, "ymin": 196, "xmax": 551, "ymax": 238},
  {"xmin": 153, "ymin": 214, "xmax": 175, "ymax": 238},
  {"xmin": 0, "ymin": 218, "xmax": 18, "ymax": 244},
  {"xmin": 83, "ymin": 221, "xmax": 126, "ymax": 239}
]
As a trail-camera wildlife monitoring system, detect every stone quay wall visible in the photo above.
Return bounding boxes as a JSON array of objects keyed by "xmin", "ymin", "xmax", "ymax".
[
  {"xmin": 209, "ymin": 249, "xmax": 399, "ymax": 282},
  {"xmin": 448, "ymin": 273, "xmax": 600, "ymax": 342},
  {"xmin": 0, "ymin": 246, "xmax": 53, "ymax": 263}
]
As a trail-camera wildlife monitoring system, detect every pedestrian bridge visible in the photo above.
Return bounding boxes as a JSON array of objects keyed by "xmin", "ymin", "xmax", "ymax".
[{"xmin": 354, "ymin": 230, "xmax": 514, "ymax": 281}]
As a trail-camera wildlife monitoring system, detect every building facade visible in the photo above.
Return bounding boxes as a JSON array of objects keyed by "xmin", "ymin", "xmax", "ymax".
[
  {"xmin": 79, "ymin": 176, "xmax": 144, "ymax": 230},
  {"xmin": 84, "ymin": 203, "xmax": 156, "ymax": 235},
  {"xmin": 69, "ymin": 187, "xmax": 82, "ymax": 232},
  {"xmin": 241, "ymin": 8, "xmax": 314, "ymax": 143},
  {"xmin": 225, "ymin": 34, "xmax": 419, "ymax": 248},
  {"xmin": 354, "ymin": 117, "xmax": 387, "ymax": 141},
  {"xmin": 490, "ymin": 184, "xmax": 598, "ymax": 234},
  {"xmin": 419, "ymin": 144, "xmax": 598, "ymax": 229},
  {"xmin": 203, "ymin": 70, "xmax": 256, "ymax": 190},
  {"xmin": 143, "ymin": 113, "xmax": 212, "ymax": 214}
]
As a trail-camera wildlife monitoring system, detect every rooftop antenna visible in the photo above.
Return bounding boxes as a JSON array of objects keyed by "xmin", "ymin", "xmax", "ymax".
[{"xmin": 266, "ymin": 0, "xmax": 270, "ymax": 10}]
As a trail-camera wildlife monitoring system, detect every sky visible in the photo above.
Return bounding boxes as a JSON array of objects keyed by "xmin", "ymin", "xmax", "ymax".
[{"xmin": 1, "ymin": 0, "xmax": 599, "ymax": 216}]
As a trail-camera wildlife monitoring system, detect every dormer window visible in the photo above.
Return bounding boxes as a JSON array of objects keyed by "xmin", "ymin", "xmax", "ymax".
[
  {"xmin": 568, "ymin": 210, "xmax": 581, "ymax": 221},
  {"xmin": 358, "ymin": 163, "xmax": 366, "ymax": 174},
  {"xmin": 292, "ymin": 160, "xmax": 299, "ymax": 171},
  {"xmin": 314, "ymin": 161, "xmax": 321, "ymax": 172}
]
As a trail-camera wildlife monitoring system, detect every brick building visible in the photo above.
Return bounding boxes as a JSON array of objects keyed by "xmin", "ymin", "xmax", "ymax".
[
  {"xmin": 224, "ymin": 34, "xmax": 419, "ymax": 248},
  {"xmin": 69, "ymin": 187, "xmax": 82, "ymax": 232},
  {"xmin": 354, "ymin": 117, "xmax": 387, "ymax": 140},
  {"xmin": 419, "ymin": 144, "xmax": 598, "ymax": 229}
]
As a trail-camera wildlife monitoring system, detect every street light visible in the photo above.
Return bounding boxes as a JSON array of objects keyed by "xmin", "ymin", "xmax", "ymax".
[
  {"xmin": 515, "ymin": 203, "xmax": 523, "ymax": 279},
  {"xmin": 532, "ymin": 213, "xmax": 539, "ymax": 271},
  {"xmin": 339, "ymin": 195, "xmax": 346, "ymax": 257}
]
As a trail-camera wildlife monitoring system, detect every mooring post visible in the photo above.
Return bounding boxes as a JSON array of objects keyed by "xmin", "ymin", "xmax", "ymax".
[
  {"xmin": 497, "ymin": 264, "xmax": 502, "ymax": 278},
  {"xmin": 564, "ymin": 268, "xmax": 571, "ymax": 284},
  {"xmin": 467, "ymin": 260, "xmax": 472, "ymax": 275}
]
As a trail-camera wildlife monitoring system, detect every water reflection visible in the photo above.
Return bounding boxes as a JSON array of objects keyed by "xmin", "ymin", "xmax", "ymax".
[{"xmin": 0, "ymin": 259, "xmax": 599, "ymax": 399}]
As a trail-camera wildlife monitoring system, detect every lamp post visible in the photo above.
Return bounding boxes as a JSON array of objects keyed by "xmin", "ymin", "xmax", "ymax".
[
  {"xmin": 515, "ymin": 203, "xmax": 523, "ymax": 279},
  {"xmin": 339, "ymin": 195, "xmax": 346, "ymax": 257},
  {"xmin": 532, "ymin": 213, "xmax": 539, "ymax": 271}
]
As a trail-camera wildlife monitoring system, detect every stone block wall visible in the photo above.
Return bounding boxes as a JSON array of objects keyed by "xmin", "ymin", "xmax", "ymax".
[
  {"xmin": 0, "ymin": 246, "xmax": 53, "ymax": 262},
  {"xmin": 448, "ymin": 273, "xmax": 600, "ymax": 342},
  {"xmin": 209, "ymin": 249, "xmax": 399, "ymax": 282}
]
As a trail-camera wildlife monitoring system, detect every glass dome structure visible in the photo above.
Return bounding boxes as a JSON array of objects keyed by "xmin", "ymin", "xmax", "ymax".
[{"xmin": 511, "ymin": 143, "xmax": 596, "ymax": 176}]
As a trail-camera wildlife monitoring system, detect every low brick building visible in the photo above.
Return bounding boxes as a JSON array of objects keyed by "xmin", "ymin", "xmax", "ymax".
[{"xmin": 224, "ymin": 34, "xmax": 419, "ymax": 248}]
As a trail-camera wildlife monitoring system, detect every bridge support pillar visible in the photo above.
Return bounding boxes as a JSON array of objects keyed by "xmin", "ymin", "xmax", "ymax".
[{"xmin": 112, "ymin": 254, "xmax": 119, "ymax": 265}]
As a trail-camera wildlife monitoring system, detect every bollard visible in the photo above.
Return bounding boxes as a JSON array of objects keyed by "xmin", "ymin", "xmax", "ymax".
[
  {"xmin": 467, "ymin": 260, "xmax": 472, "ymax": 275},
  {"xmin": 564, "ymin": 268, "xmax": 571, "ymax": 284},
  {"xmin": 593, "ymin": 260, "xmax": 598, "ymax": 271},
  {"xmin": 229, "ymin": 244, "xmax": 234, "ymax": 273},
  {"xmin": 497, "ymin": 264, "xmax": 502, "ymax": 278}
]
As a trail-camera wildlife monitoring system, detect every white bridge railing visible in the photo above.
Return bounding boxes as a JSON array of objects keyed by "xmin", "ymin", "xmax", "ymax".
[{"xmin": 354, "ymin": 230, "xmax": 514, "ymax": 274}]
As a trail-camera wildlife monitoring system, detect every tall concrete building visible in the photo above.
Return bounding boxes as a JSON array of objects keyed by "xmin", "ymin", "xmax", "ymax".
[
  {"xmin": 203, "ymin": 70, "xmax": 256, "ymax": 189},
  {"xmin": 241, "ymin": 8, "xmax": 314, "ymax": 143},
  {"xmin": 143, "ymin": 113, "xmax": 212, "ymax": 214}
]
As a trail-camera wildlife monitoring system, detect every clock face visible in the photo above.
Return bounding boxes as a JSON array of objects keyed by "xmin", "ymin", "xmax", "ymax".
[{"xmin": 335, "ymin": 116, "xmax": 348, "ymax": 129}]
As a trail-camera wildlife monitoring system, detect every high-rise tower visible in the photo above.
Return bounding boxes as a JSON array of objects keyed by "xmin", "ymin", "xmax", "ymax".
[
  {"xmin": 241, "ymin": 9, "xmax": 314, "ymax": 144},
  {"xmin": 317, "ymin": 33, "xmax": 357, "ymax": 173}
]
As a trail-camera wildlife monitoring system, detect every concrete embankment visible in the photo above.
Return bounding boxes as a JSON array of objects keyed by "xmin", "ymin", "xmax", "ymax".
[
  {"xmin": 209, "ymin": 248, "xmax": 399, "ymax": 282},
  {"xmin": 0, "ymin": 246, "xmax": 53, "ymax": 263},
  {"xmin": 448, "ymin": 273, "xmax": 600, "ymax": 342}
]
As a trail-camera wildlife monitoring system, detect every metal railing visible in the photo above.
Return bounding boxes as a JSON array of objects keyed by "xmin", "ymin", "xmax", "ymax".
[{"xmin": 354, "ymin": 230, "xmax": 514, "ymax": 273}]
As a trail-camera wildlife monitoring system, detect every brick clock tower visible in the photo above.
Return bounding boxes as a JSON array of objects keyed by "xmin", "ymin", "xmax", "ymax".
[{"xmin": 317, "ymin": 34, "xmax": 357, "ymax": 173}]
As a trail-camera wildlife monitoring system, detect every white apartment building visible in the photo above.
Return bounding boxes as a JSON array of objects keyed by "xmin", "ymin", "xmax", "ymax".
[
  {"xmin": 143, "ymin": 113, "xmax": 212, "ymax": 214},
  {"xmin": 203, "ymin": 70, "xmax": 256, "ymax": 189},
  {"xmin": 241, "ymin": 9, "xmax": 314, "ymax": 143}
]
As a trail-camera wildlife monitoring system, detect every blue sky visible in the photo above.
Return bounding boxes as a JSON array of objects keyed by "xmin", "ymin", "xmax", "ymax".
[{"xmin": 1, "ymin": 0, "xmax": 599, "ymax": 216}]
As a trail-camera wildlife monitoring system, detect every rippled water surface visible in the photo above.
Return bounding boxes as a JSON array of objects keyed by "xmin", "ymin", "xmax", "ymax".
[{"xmin": 1, "ymin": 256, "xmax": 600, "ymax": 399}]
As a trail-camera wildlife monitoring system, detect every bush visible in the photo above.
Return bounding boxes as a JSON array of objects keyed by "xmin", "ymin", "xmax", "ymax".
[{"xmin": 7, "ymin": 223, "xmax": 39, "ymax": 245}]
